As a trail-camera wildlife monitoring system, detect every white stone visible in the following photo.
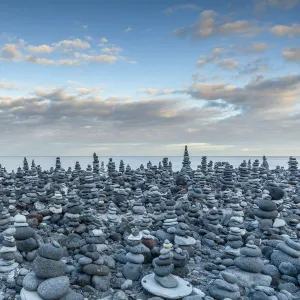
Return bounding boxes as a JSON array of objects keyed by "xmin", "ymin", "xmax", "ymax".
[
  {"xmin": 92, "ymin": 229, "xmax": 103, "ymax": 236},
  {"xmin": 14, "ymin": 214, "xmax": 26, "ymax": 223},
  {"xmin": 20, "ymin": 288, "xmax": 43, "ymax": 300},
  {"xmin": 174, "ymin": 235, "xmax": 196, "ymax": 246},
  {"xmin": 141, "ymin": 273, "xmax": 192, "ymax": 299},
  {"xmin": 273, "ymin": 218, "xmax": 286, "ymax": 228},
  {"xmin": 193, "ymin": 287, "xmax": 206, "ymax": 297}
]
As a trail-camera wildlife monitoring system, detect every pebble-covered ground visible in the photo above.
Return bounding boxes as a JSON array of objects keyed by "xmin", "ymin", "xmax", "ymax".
[{"xmin": 0, "ymin": 148, "xmax": 300, "ymax": 300}]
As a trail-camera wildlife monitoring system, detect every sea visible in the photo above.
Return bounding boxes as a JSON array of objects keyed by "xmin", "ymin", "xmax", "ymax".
[{"xmin": 0, "ymin": 156, "xmax": 299, "ymax": 173}]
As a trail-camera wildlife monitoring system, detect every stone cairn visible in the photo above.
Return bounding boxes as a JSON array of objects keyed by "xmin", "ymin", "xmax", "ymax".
[
  {"xmin": 21, "ymin": 240, "xmax": 83, "ymax": 300},
  {"xmin": 123, "ymin": 229, "xmax": 150, "ymax": 281},
  {"xmin": 141, "ymin": 239, "xmax": 192, "ymax": 299},
  {"xmin": 0, "ymin": 227, "xmax": 18, "ymax": 279}
]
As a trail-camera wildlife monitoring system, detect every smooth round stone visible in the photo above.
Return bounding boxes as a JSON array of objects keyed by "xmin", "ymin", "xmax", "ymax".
[
  {"xmin": 37, "ymin": 243, "xmax": 64, "ymax": 261},
  {"xmin": 257, "ymin": 200, "xmax": 277, "ymax": 211},
  {"xmin": 23, "ymin": 272, "xmax": 42, "ymax": 291},
  {"xmin": 16, "ymin": 238, "xmax": 38, "ymax": 252},
  {"xmin": 240, "ymin": 246, "xmax": 261, "ymax": 257},
  {"xmin": 285, "ymin": 237, "xmax": 300, "ymax": 251},
  {"xmin": 33, "ymin": 256, "xmax": 66, "ymax": 279},
  {"xmin": 221, "ymin": 271, "xmax": 237, "ymax": 284},
  {"xmin": 254, "ymin": 208, "xmax": 278, "ymax": 219},
  {"xmin": 234, "ymin": 256, "xmax": 264, "ymax": 273},
  {"xmin": 37, "ymin": 276, "xmax": 69, "ymax": 300},
  {"xmin": 14, "ymin": 227, "xmax": 35, "ymax": 240},
  {"xmin": 83, "ymin": 264, "xmax": 110, "ymax": 276},
  {"xmin": 123, "ymin": 262, "xmax": 143, "ymax": 281},
  {"xmin": 126, "ymin": 252, "xmax": 144, "ymax": 264},
  {"xmin": 154, "ymin": 264, "xmax": 174, "ymax": 277},
  {"xmin": 279, "ymin": 262, "xmax": 298, "ymax": 276},
  {"xmin": 78, "ymin": 257, "xmax": 93, "ymax": 265},
  {"xmin": 214, "ymin": 279, "xmax": 239, "ymax": 292},
  {"xmin": 142, "ymin": 273, "xmax": 192, "ymax": 299},
  {"xmin": 154, "ymin": 274, "xmax": 179, "ymax": 288},
  {"xmin": 277, "ymin": 242, "xmax": 300, "ymax": 258}
]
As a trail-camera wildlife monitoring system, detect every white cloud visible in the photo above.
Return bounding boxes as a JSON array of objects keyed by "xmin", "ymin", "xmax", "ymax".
[
  {"xmin": 163, "ymin": 4, "xmax": 201, "ymax": 14},
  {"xmin": 235, "ymin": 42, "xmax": 270, "ymax": 53},
  {"xmin": 282, "ymin": 47, "xmax": 300, "ymax": 62},
  {"xmin": 100, "ymin": 37, "xmax": 108, "ymax": 43},
  {"xmin": 27, "ymin": 44, "xmax": 54, "ymax": 54},
  {"xmin": 82, "ymin": 25, "xmax": 88, "ymax": 29},
  {"xmin": 270, "ymin": 24, "xmax": 300, "ymax": 38},
  {"xmin": 173, "ymin": 10, "xmax": 261, "ymax": 40},
  {"xmin": 217, "ymin": 58, "xmax": 239, "ymax": 70},
  {"xmin": 124, "ymin": 27, "xmax": 133, "ymax": 33}
]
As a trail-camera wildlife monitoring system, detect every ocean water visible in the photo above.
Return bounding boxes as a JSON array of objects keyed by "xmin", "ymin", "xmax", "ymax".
[{"xmin": 0, "ymin": 156, "xmax": 299, "ymax": 173}]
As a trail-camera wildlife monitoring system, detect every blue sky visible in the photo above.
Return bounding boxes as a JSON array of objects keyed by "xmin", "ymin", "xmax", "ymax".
[{"xmin": 0, "ymin": 0, "xmax": 299, "ymax": 156}]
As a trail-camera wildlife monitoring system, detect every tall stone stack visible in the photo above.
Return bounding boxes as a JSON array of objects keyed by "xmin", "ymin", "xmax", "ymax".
[
  {"xmin": 119, "ymin": 159, "xmax": 125, "ymax": 173},
  {"xmin": 63, "ymin": 190, "xmax": 83, "ymax": 229},
  {"xmin": 221, "ymin": 164, "xmax": 235, "ymax": 190},
  {"xmin": 262, "ymin": 155, "xmax": 269, "ymax": 170},
  {"xmin": 182, "ymin": 145, "xmax": 193, "ymax": 177},
  {"xmin": 141, "ymin": 239, "xmax": 192, "ymax": 299},
  {"xmin": 107, "ymin": 158, "xmax": 116, "ymax": 177},
  {"xmin": 14, "ymin": 214, "xmax": 38, "ymax": 254},
  {"xmin": 238, "ymin": 160, "xmax": 249, "ymax": 185},
  {"xmin": 0, "ymin": 204, "xmax": 11, "ymax": 232},
  {"xmin": 21, "ymin": 241, "xmax": 83, "ymax": 300},
  {"xmin": 23, "ymin": 158, "xmax": 29, "ymax": 174},
  {"xmin": 162, "ymin": 157, "xmax": 169, "ymax": 171},
  {"xmin": 0, "ymin": 227, "xmax": 18, "ymax": 278},
  {"xmin": 288, "ymin": 156, "xmax": 298, "ymax": 185},
  {"xmin": 123, "ymin": 229, "xmax": 150, "ymax": 281},
  {"xmin": 201, "ymin": 156, "xmax": 208, "ymax": 175},
  {"xmin": 92, "ymin": 152, "xmax": 100, "ymax": 174}
]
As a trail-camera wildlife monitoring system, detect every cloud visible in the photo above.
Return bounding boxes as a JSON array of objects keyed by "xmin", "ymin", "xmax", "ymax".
[
  {"xmin": 270, "ymin": 24, "xmax": 300, "ymax": 38},
  {"xmin": 282, "ymin": 47, "xmax": 300, "ymax": 62},
  {"xmin": 238, "ymin": 58, "xmax": 269, "ymax": 75},
  {"xmin": 25, "ymin": 56, "xmax": 81, "ymax": 66},
  {"xmin": 173, "ymin": 10, "xmax": 261, "ymax": 40},
  {"xmin": 163, "ymin": 4, "xmax": 201, "ymax": 14},
  {"xmin": 138, "ymin": 88, "xmax": 158, "ymax": 95},
  {"xmin": 124, "ymin": 27, "xmax": 133, "ymax": 33},
  {"xmin": 76, "ymin": 87, "xmax": 103, "ymax": 95},
  {"xmin": 67, "ymin": 80, "xmax": 82, "ymax": 85},
  {"xmin": 196, "ymin": 47, "xmax": 230, "ymax": 67},
  {"xmin": 1, "ymin": 43, "xmax": 22, "ymax": 59},
  {"xmin": 82, "ymin": 25, "xmax": 88, "ymax": 29},
  {"xmin": 100, "ymin": 37, "xmax": 108, "ymax": 43},
  {"xmin": 186, "ymin": 73, "xmax": 300, "ymax": 112},
  {"xmin": 254, "ymin": 0, "xmax": 300, "ymax": 13},
  {"xmin": 235, "ymin": 42, "xmax": 270, "ymax": 53},
  {"xmin": 0, "ymin": 80, "xmax": 26, "ymax": 91},
  {"xmin": 55, "ymin": 39, "xmax": 91, "ymax": 50},
  {"xmin": 268, "ymin": 0, "xmax": 300, "ymax": 9},
  {"xmin": 27, "ymin": 44, "xmax": 54, "ymax": 54},
  {"xmin": 1, "ymin": 74, "xmax": 300, "ymax": 155},
  {"xmin": 217, "ymin": 58, "xmax": 239, "ymax": 70}
]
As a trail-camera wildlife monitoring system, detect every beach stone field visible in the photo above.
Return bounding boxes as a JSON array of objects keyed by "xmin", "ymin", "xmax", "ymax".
[{"xmin": 1, "ymin": 146, "xmax": 300, "ymax": 300}]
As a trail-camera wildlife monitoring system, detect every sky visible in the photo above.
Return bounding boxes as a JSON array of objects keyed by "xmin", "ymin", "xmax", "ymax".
[{"xmin": 0, "ymin": 0, "xmax": 299, "ymax": 157}]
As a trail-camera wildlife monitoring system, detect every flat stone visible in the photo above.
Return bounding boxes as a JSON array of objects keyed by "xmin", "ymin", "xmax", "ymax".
[
  {"xmin": 20, "ymin": 289, "xmax": 43, "ymax": 300},
  {"xmin": 142, "ymin": 273, "xmax": 192, "ymax": 299},
  {"xmin": 273, "ymin": 218, "xmax": 286, "ymax": 228},
  {"xmin": 154, "ymin": 274, "xmax": 179, "ymax": 288},
  {"xmin": 23, "ymin": 272, "xmax": 42, "ymax": 291},
  {"xmin": 37, "ymin": 276, "xmax": 69, "ymax": 300},
  {"xmin": 227, "ymin": 268, "xmax": 272, "ymax": 288}
]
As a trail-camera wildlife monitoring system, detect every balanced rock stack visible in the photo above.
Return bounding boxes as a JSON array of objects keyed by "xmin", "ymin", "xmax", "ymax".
[
  {"xmin": 63, "ymin": 190, "xmax": 83, "ymax": 228},
  {"xmin": 14, "ymin": 214, "xmax": 38, "ymax": 254},
  {"xmin": 228, "ymin": 240, "xmax": 272, "ymax": 288},
  {"xmin": 0, "ymin": 227, "xmax": 18, "ymax": 278},
  {"xmin": 107, "ymin": 202, "xmax": 118, "ymax": 226},
  {"xmin": 141, "ymin": 239, "xmax": 192, "ymax": 299},
  {"xmin": 271, "ymin": 236, "xmax": 300, "ymax": 273},
  {"xmin": 208, "ymin": 271, "xmax": 241, "ymax": 300},
  {"xmin": 79, "ymin": 242, "xmax": 111, "ymax": 292},
  {"xmin": 123, "ymin": 229, "xmax": 150, "ymax": 281},
  {"xmin": 0, "ymin": 204, "xmax": 11, "ymax": 232},
  {"xmin": 224, "ymin": 227, "xmax": 244, "ymax": 258},
  {"xmin": 254, "ymin": 195, "xmax": 279, "ymax": 231},
  {"xmin": 21, "ymin": 241, "xmax": 83, "ymax": 300},
  {"xmin": 174, "ymin": 222, "xmax": 196, "ymax": 257}
]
